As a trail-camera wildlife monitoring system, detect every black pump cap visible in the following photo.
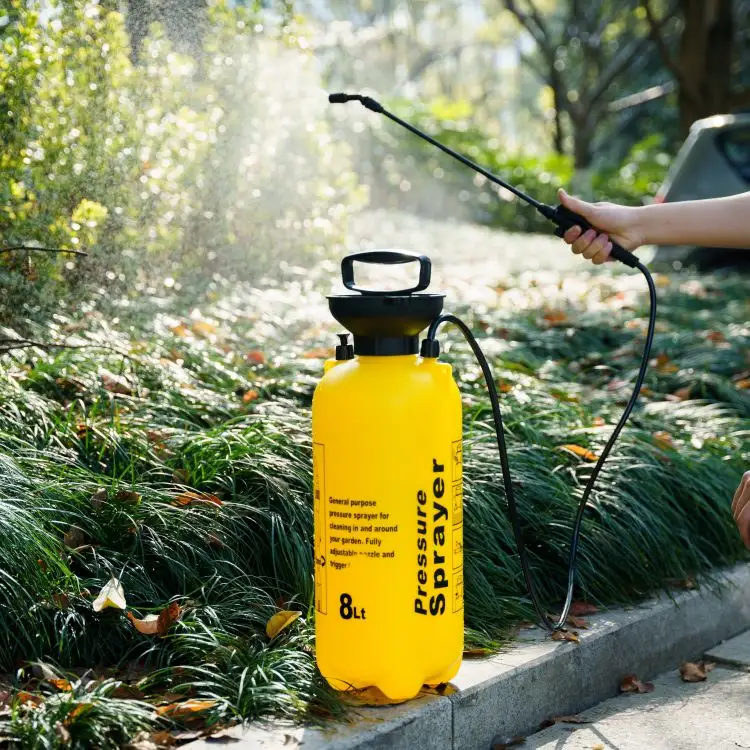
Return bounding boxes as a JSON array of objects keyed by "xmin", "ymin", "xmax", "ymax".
[{"xmin": 328, "ymin": 251, "xmax": 444, "ymax": 356}]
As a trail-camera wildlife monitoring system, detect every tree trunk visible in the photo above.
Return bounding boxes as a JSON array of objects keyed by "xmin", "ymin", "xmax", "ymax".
[{"xmin": 676, "ymin": 0, "xmax": 734, "ymax": 135}]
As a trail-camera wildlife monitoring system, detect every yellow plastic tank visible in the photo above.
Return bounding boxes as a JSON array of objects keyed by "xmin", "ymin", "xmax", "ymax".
[{"xmin": 312, "ymin": 251, "xmax": 463, "ymax": 701}]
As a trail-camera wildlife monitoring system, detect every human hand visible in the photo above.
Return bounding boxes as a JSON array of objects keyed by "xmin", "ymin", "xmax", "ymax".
[
  {"xmin": 558, "ymin": 189, "xmax": 645, "ymax": 265},
  {"xmin": 732, "ymin": 471, "xmax": 750, "ymax": 548}
]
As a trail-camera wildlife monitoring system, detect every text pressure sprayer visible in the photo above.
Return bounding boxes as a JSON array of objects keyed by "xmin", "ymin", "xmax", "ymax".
[{"xmin": 312, "ymin": 92, "xmax": 658, "ymax": 701}]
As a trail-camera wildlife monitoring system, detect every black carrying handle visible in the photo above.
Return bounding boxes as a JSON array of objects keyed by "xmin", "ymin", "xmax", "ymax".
[
  {"xmin": 341, "ymin": 250, "xmax": 432, "ymax": 295},
  {"xmin": 550, "ymin": 204, "xmax": 639, "ymax": 268}
]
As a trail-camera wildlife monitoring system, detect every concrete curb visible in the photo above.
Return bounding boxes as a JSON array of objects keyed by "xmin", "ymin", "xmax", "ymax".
[{"xmin": 186, "ymin": 563, "xmax": 750, "ymax": 750}]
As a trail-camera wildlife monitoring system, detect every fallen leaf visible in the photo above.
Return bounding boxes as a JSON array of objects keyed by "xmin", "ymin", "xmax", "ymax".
[
  {"xmin": 101, "ymin": 370, "xmax": 133, "ymax": 396},
  {"xmin": 551, "ymin": 630, "xmax": 580, "ymax": 643},
  {"xmin": 341, "ymin": 686, "xmax": 407, "ymax": 706},
  {"xmin": 115, "ymin": 489, "xmax": 142, "ymax": 505},
  {"xmin": 302, "ymin": 347, "xmax": 334, "ymax": 359},
  {"xmin": 63, "ymin": 526, "xmax": 85, "ymax": 548},
  {"xmin": 111, "ymin": 684, "xmax": 146, "ymax": 700},
  {"xmin": 653, "ymin": 354, "xmax": 679, "ymax": 374},
  {"xmin": 128, "ymin": 602, "xmax": 182, "ymax": 637},
  {"xmin": 242, "ymin": 389, "xmax": 259, "ymax": 403},
  {"xmin": 543, "ymin": 310, "xmax": 568, "ymax": 326},
  {"xmin": 127, "ymin": 613, "xmax": 159, "ymax": 635},
  {"xmin": 706, "ymin": 330, "xmax": 726, "ymax": 343},
  {"xmin": 169, "ymin": 323, "xmax": 190, "ymax": 338},
  {"xmin": 146, "ymin": 430, "xmax": 170, "ymax": 444},
  {"xmin": 680, "ymin": 661, "xmax": 715, "ymax": 683},
  {"xmin": 491, "ymin": 736, "xmax": 526, "ymax": 749},
  {"xmin": 592, "ymin": 417, "xmax": 605, "ymax": 427},
  {"xmin": 246, "ymin": 350, "xmax": 265, "ymax": 365},
  {"xmin": 191, "ymin": 320, "xmax": 216, "ymax": 337},
  {"xmin": 498, "ymin": 382, "xmax": 513, "ymax": 393},
  {"xmin": 52, "ymin": 593, "xmax": 70, "ymax": 610},
  {"xmin": 92, "ymin": 577, "xmax": 126, "ymax": 612},
  {"xmin": 266, "ymin": 610, "xmax": 302, "ymax": 639},
  {"xmin": 156, "ymin": 699, "xmax": 217, "ymax": 719},
  {"xmin": 463, "ymin": 648, "xmax": 493, "ymax": 657},
  {"xmin": 665, "ymin": 576, "xmax": 696, "ymax": 590},
  {"xmin": 91, "ymin": 488, "xmax": 107, "ymax": 511},
  {"xmin": 172, "ymin": 490, "xmax": 222, "ymax": 508},
  {"xmin": 593, "ymin": 745, "xmax": 605, "ymax": 750},
  {"xmin": 736, "ymin": 379, "xmax": 750, "ymax": 390},
  {"xmin": 150, "ymin": 730, "xmax": 178, "ymax": 746},
  {"xmin": 539, "ymin": 714, "xmax": 590, "ymax": 729},
  {"xmin": 206, "ymin": 533, "xmax": 225, "ymax": 549},
  {"xmin": 620, "ymin": 673, "xmax": 654, "ymax": 693},
  {"xmin": 48, "ymin": 678, "xmax": 72, "ymax": 692},
  {"xmin": 672, "ymin": 385, "xmax": 693, "ymax": 401},
  {"xmin": 570, "ymin": 601, "xmax": 598, "ymax": 616},
  {"xmin": 14, "ymin": 691, "xmax": 43, "ymax": 707},
  {"xmin": 653, "ymin": 431, "xmax": 674, "ymax": 450},
  {"xmin": 565, "ymin": 615, "xmax": 590, "ymax": 629},
  {"xmin": 560, "ymin": 444, "xmax": 599, "ymax": 462}
]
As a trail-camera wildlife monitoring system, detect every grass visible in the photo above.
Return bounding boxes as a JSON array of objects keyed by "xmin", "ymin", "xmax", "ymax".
[{"xmin": 0, "ymin": 263, "xmax": 748, "ymax": 746}]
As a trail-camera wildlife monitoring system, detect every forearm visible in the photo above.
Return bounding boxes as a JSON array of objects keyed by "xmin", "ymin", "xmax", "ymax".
[{"xmin": 635, "ymin": 192, "xmax": 750, "ymax": 249}]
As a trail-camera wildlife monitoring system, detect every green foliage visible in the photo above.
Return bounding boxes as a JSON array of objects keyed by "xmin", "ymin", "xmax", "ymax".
[
  {"xmin": 0, "ymin": 263, "xmax": 747, "ymax": 742},
  {"xmin": 0, "ymin": 0, "xmax": 362, "ymax": 321}
]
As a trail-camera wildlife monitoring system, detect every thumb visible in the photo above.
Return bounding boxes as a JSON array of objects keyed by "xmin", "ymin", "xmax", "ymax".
[{"xmin": 558, "ymin": 188, "xmax": 598, "ymax": 223}]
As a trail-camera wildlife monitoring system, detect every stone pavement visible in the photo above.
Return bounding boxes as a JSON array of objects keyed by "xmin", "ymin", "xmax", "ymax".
[{"xmin": 521, "ymin": 630, "xmax": 750, "ymax": 750}]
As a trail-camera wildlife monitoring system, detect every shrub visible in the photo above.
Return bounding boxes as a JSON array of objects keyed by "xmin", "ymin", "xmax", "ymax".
[{"xmin": 0, "ymin": 0, "xmax": 363, "ymax": 321}]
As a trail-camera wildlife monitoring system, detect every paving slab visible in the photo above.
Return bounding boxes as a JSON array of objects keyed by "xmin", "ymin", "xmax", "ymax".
[
  {"xmin": 706, "ymin": 629, "xmax": 750, "ymax": 670},
  {"xmin": 522, "ymin": 666, "xmax": 750, "ymax": 750}
]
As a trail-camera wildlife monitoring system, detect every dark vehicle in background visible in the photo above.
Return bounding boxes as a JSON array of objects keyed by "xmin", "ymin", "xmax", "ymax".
[{"xmin": 649, "ymin": 113, "xmax": 750, "ymax": 270}]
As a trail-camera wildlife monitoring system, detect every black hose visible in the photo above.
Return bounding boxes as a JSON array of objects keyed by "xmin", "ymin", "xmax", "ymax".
[{"xmin": 424, "ymin": 260, "xmax": 657, "ymax": 631}]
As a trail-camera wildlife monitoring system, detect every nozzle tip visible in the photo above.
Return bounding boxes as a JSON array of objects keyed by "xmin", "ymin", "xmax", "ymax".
[{"xmin": 328, "ymin": 92, "xmax": 351, "ymax": 104}]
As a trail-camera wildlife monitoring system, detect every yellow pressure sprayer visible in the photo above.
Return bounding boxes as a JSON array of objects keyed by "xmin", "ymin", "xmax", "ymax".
[{"xmin": 313, "ymin": 93, "xmax": 658, "ymax": 701}]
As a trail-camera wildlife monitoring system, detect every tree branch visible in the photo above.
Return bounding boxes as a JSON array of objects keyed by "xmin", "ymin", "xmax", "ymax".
[
  {"xmin": 1, "ymin": 245, "xmax": 88, "ymax": 256},
  {"xmin": 501, "ymin": 0, "xmax": 555, "ymax": 62},
  {"xmin": 641, "ymin": 0, "xmax": 684, "ymax": 85},
  {"xmin": 589, "ymin": 34, "xmax": 651, "ymax": 105}
]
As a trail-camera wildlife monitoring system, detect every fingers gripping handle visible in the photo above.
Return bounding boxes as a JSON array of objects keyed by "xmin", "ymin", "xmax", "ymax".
[{"xmin": 550, "ymin": 204, "xmax": 639, "ymax": 269}]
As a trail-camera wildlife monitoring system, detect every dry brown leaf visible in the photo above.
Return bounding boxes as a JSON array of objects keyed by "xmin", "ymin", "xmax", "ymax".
[
  {"xmin": 115, "ymin": 489, "xmax": 142, "ymax": 506},
  {"xmin": 91, "ymin": 488, "xmax": 107, "ymax": 511},
  {"xmin": 671, "ymin": 385, "xmax": 693, "ymax": 401},
  {"xmin": 680, "ymin": 660, "xmax": 715, "ymax": 683},
  {"xmin": 128, "ymin": 602, "xmax": 182, "ymax": 637},
  {"xmin": 570, "ymin": 601, "xmax": 598, "ymax": 616},
  {"xmin": 266, "ymin": 610, "xmax": 302, "ymax": 639},
  {"xmin": 565, "ymin": 615, "xmax": 590, "ymax": 629},
  {"xmin": 551, "ymin": 630, "xmax": 580, "ymax": 643},
  {"xmin": 706, "ymin": 330, "xmax": 726, "ymax": 343},
  {"xmin": 101, "ymin": 370, "xmax": 133, "ymax": 396},
  {"xmin": 302, "ymin": 347, "xmax": 334, "ymax": 359},
  {"xmin": 169, "ymin": 323, "xmax": 190, "ymax": 338},
  {"xmin": 666, "ymin": 576, "xmax": 696, "ymax": 590},
  {"xmin": 560, "ymin": 444, "xmax": 599, "ymax": 462},
  {"xmin": 63, "ymin": 526, "xmax": 85, "ymax": 548},
  {"xmin": 592, "ymin": 416, "xmax": 606, "ymax": 427},
  {"xmin": 171, "ymin": 490, "xmax": 222, "ymax": 508},
  {"xmin": 498, "ymin": 382, "xmax": 513, "ymax": 393},
  {"xmin": 539, "ymin": 714, "xmax": 590, "ymax": 729},
  {"xmin": 653, "ymin": 353, "xmax": 679, "ymax": 374},
  {"xmin": 191, "ymin": 320, "xmax": 216, "ymax": 338},
  {"xmin": 156, "ymin": 699, "xmax": 217, "ymax": 719},
  {"xmin": 736, "ymin": 379, "xmax": 750, "ymax": 390},
  {"xmin": 242, "ymin": 389, "xmax": 259, "ymax": 403},
  {"xmin": 543, "ymin": 310, "xmax": 568, "ymax": 326},
  {"xmin": 111, "ymin": 684, "xmax": 146, "ymax": 700},
  {"xmin": 246, "ymin": 350, "xmax": 266, "ymax": 365},
  {"xmin": 463, "ymin": 648, "xmax": 493, "ymax": 657},
  {"xmin": 620, "ymin": 674, "xmax": 654, "ymax": 693},
  {"xmin": 52, "ymin": 592, "xmax": 70, "ymax": 610},
  {"xmin": 341, "ymin": 686, "xmax": 407, "ymax": 706},
  {"xmin": 48, "ymin": 678, "xmax": 72, "ymax": 692},
  {"xmin": 653, "ymin": 431, "xmax": 674, "ymax": 450},
  {"xmin": 15, "ymin": 691, "xmax": 43, "ymax": 707}
]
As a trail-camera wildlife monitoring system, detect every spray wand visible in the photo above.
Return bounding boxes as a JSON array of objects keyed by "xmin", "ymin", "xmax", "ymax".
[{"xmin": 330, "ymin": 91, "xmax": 657, "ymax": 633}]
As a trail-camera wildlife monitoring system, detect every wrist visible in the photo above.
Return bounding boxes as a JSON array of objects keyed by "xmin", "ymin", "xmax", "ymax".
[{"xmin": 626, "ymin": 205, "xmax": 649, "ymax": 249}]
